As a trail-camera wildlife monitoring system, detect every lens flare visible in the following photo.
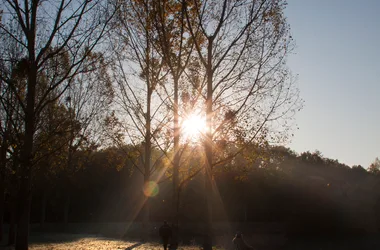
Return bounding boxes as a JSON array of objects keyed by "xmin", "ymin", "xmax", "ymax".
[{"xmin": 143, "ymin": 181, "xmax": 159, "ymax": 197}]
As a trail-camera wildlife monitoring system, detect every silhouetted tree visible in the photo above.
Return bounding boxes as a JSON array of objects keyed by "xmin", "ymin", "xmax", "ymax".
[
  {"xmin": 0, "ymin": 1, "xmax": 116, "ymax": 248},
  {"xmin": 151, "ymin": 1, "xmax": 204, "ymax": 244},
  {"xmin": 60, "ymin": 52, "xmax": 113, "ymax": 225},
  {"xmin": 112, "ymin": 0, "xmax": 173, "ymax": 234},
  {"xmin": 184, "ymin": 0, "xmax": 302, "ymax": 248},
  {"xmin": 368, "ymin": 157, "xmax": 380, "ymax": 175}
]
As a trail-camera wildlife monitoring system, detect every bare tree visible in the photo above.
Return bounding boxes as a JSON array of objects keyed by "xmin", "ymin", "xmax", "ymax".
[
  {"xmin": 60, "ymin": 52, "xmax": 113, "ymax": 225},
  {"xmin": 152, "ymin": 0, "xmax": 202, "ymax": 235},
  {"xmin": 185, "ymin": 0, "xmax": 302, "ymax": 248},
  {"xmin": 33, "ymin": 98, "xmax": 71, "ymax": 228},
  {"xmin": 112, "ymin": 0, "xmax": 171, "ymax": 234},
  {"xmin": 0, "ymin": 77, "xmax": 15, "ymax": 242},
  {"xmin": 0, "ymin": 19, "xmax": 28, "ymax": 241},
  {"xmin": 0, "ymin": 1, "xmax": 116, "ymax": 248}
]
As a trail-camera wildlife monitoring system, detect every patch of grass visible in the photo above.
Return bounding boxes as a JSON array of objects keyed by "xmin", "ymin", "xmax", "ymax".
[{"xmin": 0, "ymin": 234, "xmax": 206, "ymax": 250}]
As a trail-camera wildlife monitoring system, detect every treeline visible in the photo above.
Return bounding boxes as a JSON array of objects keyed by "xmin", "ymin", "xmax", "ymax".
[{"xmin": 3, "ymin": 145, "xmax": 378, "ymax": 237}]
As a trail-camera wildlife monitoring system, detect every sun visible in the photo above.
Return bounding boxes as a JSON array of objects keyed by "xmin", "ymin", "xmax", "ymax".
[{"xmin": 181, "ymin": 114, "xmax": 206, "ymax": 140}]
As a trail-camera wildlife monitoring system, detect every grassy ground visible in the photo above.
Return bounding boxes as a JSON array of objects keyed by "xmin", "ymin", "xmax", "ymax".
[
  {"xmin": 0, "ymin": 233, "xmax": 203, "ymax": 250},
  {"xmin": 1, "ymin": 232, "xmax": 380, "ymax": 249}
]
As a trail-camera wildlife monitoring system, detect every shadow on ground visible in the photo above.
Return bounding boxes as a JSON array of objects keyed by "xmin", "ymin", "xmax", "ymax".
[{"xmin": 124, "ymin": 242, "xmax": 143, "ymax": 250}]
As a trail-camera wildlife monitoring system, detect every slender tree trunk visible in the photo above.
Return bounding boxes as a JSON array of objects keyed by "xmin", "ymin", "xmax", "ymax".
[
  {"xmin": 16, "ymin": 34, "xmax": 37, "ymax": 249},
  {"xmin": 142, "ymin": 172, "xmax": 150, "ymax": 238},
  {"xmin": 0, "ymin": 179, "xmax": 4, "ymax": 242},
  {"xmin": 203, "ymin": 38, "xmax": 214, "ymax": 250},
  {"xmin": 142, "ymin": 131, "xmax": 151, "ymax": 238},
  {"xmin": 244, "ymin": 204, "xmax": 248, "ymax": 222},
  {"xmin": 40, "ymin": 190, "xmax": 47, "ymax": 228},
  {"xmin": 16, "ymin": 177, "xmax": 32, "ymax": 250},
  {"xmin": 64, "ymin": 133, "xmax": 74, "ymax": 229},
  {"xmin": 0, "ymin": 120, "xmax": 10, "ymax": 242},
  {"xmin": 8, "ymin": 203, "xmax": 16, "ymax": 246},
  {"xmin": 16, "ymin": 117, "xmax": 35, "ymax": 250},
  {"xmin": 142, "ymin": 119, "xmax": 151, "ymax": 236},
  {"xmin": 204, "ymin": 169, "xmax": 213, "ymax": 250},
  {"xmin": 8, "ymin": 166, "xmax": 17, "ymax": 246},
  {"xmin": 63, "ymin": 192, "xmax": 71, "ymax": 226},
  {"xmin": 171, "ymin": 186, "xmax": 181, "ymax": 248},
  {"xmin": 142, "ymin": 117, "xmax": 152, "ymax": 237},
  {"xmin": 142, "ymin": 63, "xmax": 152, "ymax": 238},
  {"xmin": 15, "ymin": 6, "xmax": 38, "ymax": 245},
  {"xmin": 142, "ymin": 14, "xmax": 152, "ymax": 238},
  {"xmin": 0, "ymin": 175, "xmax": 5, "ymax": 243},
  {"xmin": 172, "ymin": 76, "xmax": 180, "ymax": 245}
]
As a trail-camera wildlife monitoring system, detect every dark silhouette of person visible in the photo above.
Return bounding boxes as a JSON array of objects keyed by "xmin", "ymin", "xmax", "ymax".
[
  {"xmin": 232, "ymin": 232, "xmax": 254, "ymax": 250},
  {"xmin": 159, "ymin": 221, "xmax": 172, "ymax": 250}
]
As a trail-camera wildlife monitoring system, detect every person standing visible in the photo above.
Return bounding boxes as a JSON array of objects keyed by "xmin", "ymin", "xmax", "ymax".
[
  {"xmin": 233, "ymin": 232, "xmax": 254, "ymax": 250},
  {"xmin": 159, "ymin": 221, "xmax": 172, "ymax": 250}
]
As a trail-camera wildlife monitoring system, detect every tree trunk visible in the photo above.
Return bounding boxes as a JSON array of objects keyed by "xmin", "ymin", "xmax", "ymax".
[
  {"xmin": 15, "ymin": 124, "xmax": 35, "ymax": 250},
  {"xmin": 171, "ymin": 186, "xmax": 181, "ymax": 249},
  {"xmin": 244, "ymin": 204, "xmax": 248, "ymax": 222},
  {"xmin": 16, "ymin": 102, "xmax": 36, "ymax": 248},
  {"xmin": 40, "ymin": 190, "xmax": 47, "ymax": 228},
  {"xmin": 172, "ymin": 76, "xmax": 180, "ymax": 246},
  {"xmin": 0, "ymin": 178, "xmax": 4, "ymax": 242},
  {"xmin": 142, "ymin": 121, "xmax": 151, "ymax": 239},
  {"xmin": 142, "ymin": 16, "xmax": 154, "ymax": 235},
  {"xmin": 142, "ymin": 173, "xmax": 150, "ymax": 239},
  {"xmin": 203, "ymin": 168, "xmax": 213, "ymax": 250},
  {"xmin": 15, "ymin": 20, "xmax": 38, "ymax": 248},
  {"xmin": 142, "ymin": 61, "xmax": 152, "ymax": 239},
  {"xmin": 15, "ymin": 178, "xmax": 32, "ymax": 250},
  {"xmin": 63, "ymin": 192, "xmax": 71, "ymax": 226},
  {"xmin": 8, "ymin": 168, "xmax": 17, "ymax": 246},
  {"xmin": 0, "ymin": 120, "xmax": 10, "ymax": 242},
  {"xmin": 203, "ymin": 38, "xmax": 214, "ymax": 250},
  {"xmin": 8, "ymin": 204, "xmax": 16, "ymax": 246}
]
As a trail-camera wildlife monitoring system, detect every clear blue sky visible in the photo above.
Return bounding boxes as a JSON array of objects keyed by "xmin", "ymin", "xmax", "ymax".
[{"xmin": 284, "ymin": 0, "xmax": 380, "ymax": 168}]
